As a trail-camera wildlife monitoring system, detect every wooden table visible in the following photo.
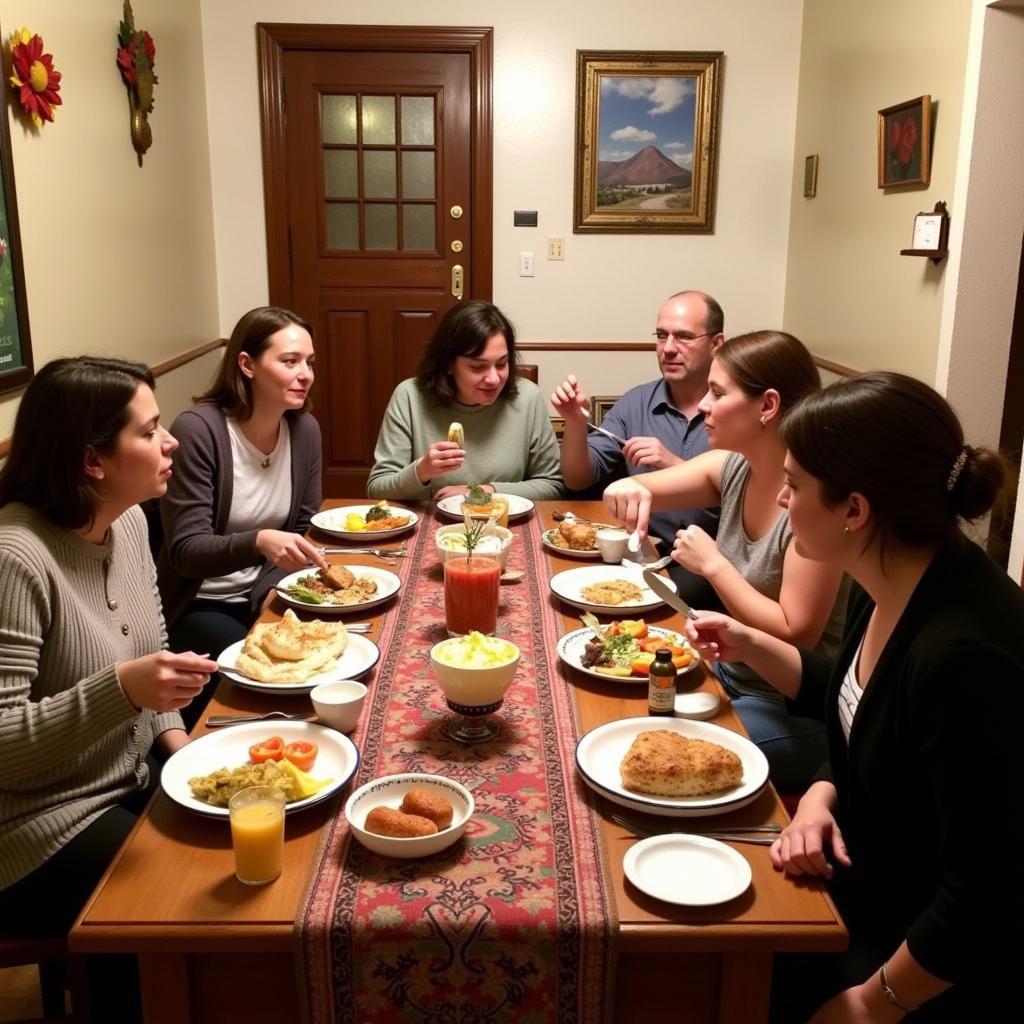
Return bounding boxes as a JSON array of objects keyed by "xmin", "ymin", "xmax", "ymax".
[{"xmin": 71, "ymin": 501, "xmax": 845, "ymax": 1023}]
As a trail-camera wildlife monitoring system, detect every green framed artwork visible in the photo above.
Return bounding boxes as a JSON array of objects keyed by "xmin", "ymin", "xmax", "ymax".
[{"xmin": 0, "ymin": 21, "xmax": 34, "ymax": 395}]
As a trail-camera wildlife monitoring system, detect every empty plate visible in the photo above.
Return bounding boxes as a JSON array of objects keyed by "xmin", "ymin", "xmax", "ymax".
[{"xmin": 623, "ymin": 833, "xmax": 752, "ymax": 906}]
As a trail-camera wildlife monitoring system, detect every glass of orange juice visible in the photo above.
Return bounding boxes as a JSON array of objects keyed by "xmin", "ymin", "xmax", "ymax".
[{"xmin": 229, "ymin": 786, "xmax": 286, "ymax": 886}]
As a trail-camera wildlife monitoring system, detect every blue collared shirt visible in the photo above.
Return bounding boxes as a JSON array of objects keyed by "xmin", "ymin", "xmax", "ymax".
[{"xmin": 587, "ymin": 378, "xmax": 720, "ymax": 547}]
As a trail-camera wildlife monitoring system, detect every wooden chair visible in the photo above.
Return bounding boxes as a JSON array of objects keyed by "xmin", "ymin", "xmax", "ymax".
[
  {"xmin": 516, "ymin": 363, "xmax": 539, "ymax": 384},
  {"xmin": 0, "ymin": 933, "xmax": 79, "ymax": 1022}
]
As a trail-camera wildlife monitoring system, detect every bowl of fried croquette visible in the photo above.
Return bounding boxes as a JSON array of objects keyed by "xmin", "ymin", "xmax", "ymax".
[{"xmin": 344, "ymin": 773, "xmax": 474, "ymax": 858}]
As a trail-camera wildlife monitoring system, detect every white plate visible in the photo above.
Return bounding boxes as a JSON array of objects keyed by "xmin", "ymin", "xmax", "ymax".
[
  {"xmin": 541, "ymin": 527, "xmax": 601, "ymax": 560},
  {"xmin": 549, "ymin": 564, "xmax": 676, "ymax": 615},
  {"xmin": 435, "ymin": 494, "xmax": 535, "ymax": 521},
  {"xmin": 311, "ymin": 504, "xmax": 418, "ymax": 540},
  {"xmin": 218, "ymin": 633, "xmax": 381, "ymax": 695},
  {"xmin": 160, "ymin": 721, "xmax": 359, "ymax": 819},
  {"xmin": 575, "ymin": 717, "xmax": 769, "ymax": 817},
  {"xmin": 557, "ymin": 626, "xmax": 700, "ymax": 684},
  {"xmin": 275, "ymin": 566, "xmax": 401, "ymax": 613},
  {"xmin": 623, "ymin": 833, "xmax": 752, "ymax": 906}
]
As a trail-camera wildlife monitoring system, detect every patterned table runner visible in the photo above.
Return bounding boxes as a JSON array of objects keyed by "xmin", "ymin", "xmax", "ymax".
[{"xmin": 297, "ymin": 508, "xmax": 617, "ymax": 1023}]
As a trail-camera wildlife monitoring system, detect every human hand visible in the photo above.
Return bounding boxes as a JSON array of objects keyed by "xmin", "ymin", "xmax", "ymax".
[
  {"xmin": 623, "ymin": 436, "xmax": 682, "ymax": 470},
  {"xmin": 549, "ymin": 374, "xmax": 590, "ymax": 426},
  {"xmin": 683, "ymin": 612, "xmax": 752, "ymax": 663},
  {"xmin": 672, "ymin": 525, "xmax": 726, "ymax": 577},
  {"xmin": 256, "ymin": 530, "xmax": 328, "ymax": 572},
  {"xmin": 416, "ymin": 441, "xmax": 465, "ymax": 484},
  {"xmin": 117, "ymin": 651, "xmax": 217, "ymax": 712},
  {"xmin": 807, "ymin": 984, "xmax": 902, "ymax": 1024},
  {"xmin": 434, "ymin": 482, "xmax": 494, "ymax": 501},
  {"xmin": 602, "ymin": 477, "xmax": 651, "ymax": 539},
  {"xmin": 770, "ymin": 784, "xmax": 851, "ymax": 879}
]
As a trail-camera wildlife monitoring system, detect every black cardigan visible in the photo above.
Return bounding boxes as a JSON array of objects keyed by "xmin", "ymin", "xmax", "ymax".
[{"xmin": 790, "ymin": 534, "xmax": 1024, "ymax": 1006}]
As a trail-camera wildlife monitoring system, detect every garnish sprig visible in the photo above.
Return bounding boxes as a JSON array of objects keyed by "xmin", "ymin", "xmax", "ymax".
[{"xmin": 461, "ymin": 512, "xmax": 493, "ymax": 566}]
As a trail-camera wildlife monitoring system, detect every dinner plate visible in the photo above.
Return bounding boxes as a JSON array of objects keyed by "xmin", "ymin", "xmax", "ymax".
[
  {"xmin": 557, "ymin": 626, "xmax": 700, "ymax": 683},
  {"xmin": 541, "ymin": 527, "xmax": 601, "ymax": 560},
  {"xmin": 623, "ymin": 833, "xmax": 752, "ymax": 906},
  {"xmin": 435, "ymin": 494, "xmax": 535, "ymax": 521},
  {"xmin": 275, "ymin": 566, "xmax": 401, "ymax": 613},
  {"xmin": 311, "ymin": 504, "xmax": 418, "ymax": 540},
  {"xmin": 549, "ymin": 564, "xmax": 675, "ymax": 615},
  {"xmin": 160, "ymin": 721, "xmax": 359, "ymax": 819},
  {"xmin": 217, "ymin": 633, "xmax": 381, "ymax": 695},
  {"xmin": 575, "ymin": 717, "xmax": 769, "ymax": 817}
]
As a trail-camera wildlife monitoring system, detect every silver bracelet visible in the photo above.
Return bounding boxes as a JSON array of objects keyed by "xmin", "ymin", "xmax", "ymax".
[{"xmin": 879, "ymin": 961, "xmax": 917, "ymax": 1013}]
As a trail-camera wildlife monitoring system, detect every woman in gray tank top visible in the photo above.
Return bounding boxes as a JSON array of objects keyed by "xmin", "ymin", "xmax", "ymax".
[{"xmin": 603, "ymin": 332, "xmax": 847, "ymax": 789}]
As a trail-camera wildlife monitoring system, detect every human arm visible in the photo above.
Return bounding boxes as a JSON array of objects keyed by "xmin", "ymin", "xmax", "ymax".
[{"xmin": 550, "ymin": 375, "xmax": 598, "ymax": 490}]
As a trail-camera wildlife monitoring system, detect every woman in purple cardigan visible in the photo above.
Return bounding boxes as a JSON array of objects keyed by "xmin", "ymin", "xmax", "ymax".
[{"xmin": 158, "ymin": 307, "xmax": 325, "ymax": 727}]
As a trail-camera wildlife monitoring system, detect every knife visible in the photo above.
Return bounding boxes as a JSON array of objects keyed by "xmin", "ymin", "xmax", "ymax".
[{"xmin": 642, "ymin": 568, "xmax": 700, "ymax": 622}]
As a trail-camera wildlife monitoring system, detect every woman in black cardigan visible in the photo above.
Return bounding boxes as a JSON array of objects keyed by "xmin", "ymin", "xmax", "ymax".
[{"xmin": 687, "ymin": 371, "xmax": 1021, "ymax": 1023}]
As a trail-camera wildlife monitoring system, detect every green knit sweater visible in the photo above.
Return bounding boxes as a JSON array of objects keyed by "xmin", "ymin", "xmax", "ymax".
[
  {"xmin": 0, "ymin": 503, "xmax": 183, "ymax": 889},
  {"xmin": 367, "ymin": 377, "xmax": 563, "ymax": 500}
]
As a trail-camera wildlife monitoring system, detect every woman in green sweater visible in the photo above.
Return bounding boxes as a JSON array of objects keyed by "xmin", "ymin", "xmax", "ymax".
[{"xmin": 367, "ymin": 300, "xmax": 562, "ymax": 501}]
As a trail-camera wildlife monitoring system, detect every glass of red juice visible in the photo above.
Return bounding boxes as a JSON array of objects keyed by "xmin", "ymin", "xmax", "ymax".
[{"xmin": 443, "ymin": 551, "xmax": 501, "ymax": 636}]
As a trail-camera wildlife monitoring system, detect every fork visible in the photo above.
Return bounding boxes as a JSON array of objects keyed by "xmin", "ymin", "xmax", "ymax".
[
  {"xmin": 206, "ymin": 711, "xmax": 316, "ymax": 728},
  {"xmin": 622, "ymin": 553, "xmax": 673, "ymax": 571},
  {"xmin": 611, "ymin": 813, "xmax": 780, "ymax": 846},
  {"xmin": 320, "ymin": 546, "xmax": 408, "ymax": 561}
]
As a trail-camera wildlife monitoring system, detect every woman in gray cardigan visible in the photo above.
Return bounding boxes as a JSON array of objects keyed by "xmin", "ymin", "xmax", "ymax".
[{"xmin": 158, "ymin": 307, "xmax": 325, "ymax": 728}]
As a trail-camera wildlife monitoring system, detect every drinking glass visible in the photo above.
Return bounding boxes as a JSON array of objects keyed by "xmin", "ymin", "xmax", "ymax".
[{"xmin": 229, "ymin": 786, "xmax": 286, "ymax": 886}]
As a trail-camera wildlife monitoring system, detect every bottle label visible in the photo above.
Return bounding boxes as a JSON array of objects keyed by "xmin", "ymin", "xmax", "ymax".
[{"xmin": 648, "ymin": 679, "xmax": 675, "ymax": 713}]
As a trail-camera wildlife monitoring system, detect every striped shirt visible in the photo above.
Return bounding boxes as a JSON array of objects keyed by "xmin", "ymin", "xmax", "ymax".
[{"xmin": 838, "ymin": 637, "xmax": 865, "ymax": 742}]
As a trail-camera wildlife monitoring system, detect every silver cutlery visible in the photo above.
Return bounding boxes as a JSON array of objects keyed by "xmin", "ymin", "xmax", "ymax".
[
  {"xmin": 612, "ymin": 814, "xmax": 779, "ymax": 846},
  {"xmin": 585, "ymin": 421, "xmax": 628, "ymax": 446},
  {"xmin": 624, "ymin": 553, "xmax": 674, "ymax": 572},
  {"xmin": 206, "ymin": 712, "xmax": 316, "ymax": 728},
  {"xmin": 319, "ymin": 546, "xmax": 408, "ymax": 559},
  {"xmin": 643, "ymin": 568, "xmax": 701, "ymax": 622}
]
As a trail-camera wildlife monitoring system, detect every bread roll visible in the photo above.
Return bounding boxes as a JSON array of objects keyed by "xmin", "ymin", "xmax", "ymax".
[
  {"xmin": 400, "ymin": 789, "xmax": 454, "ymax": 829},
  {"xmin": 364, "ymin": 806, "xmax": 438, "ymax": 838}
]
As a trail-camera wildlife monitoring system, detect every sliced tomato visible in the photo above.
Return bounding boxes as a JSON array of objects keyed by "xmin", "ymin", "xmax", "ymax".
[
  {"xmin": 249, "ymin": 736, "xmax": 284, "ymax": 764},
  {"xmin": 282, "ymin": 740, "xmax": 318, "ymax": 772},
  {"xmin": 617, "ymin": 619, "xmax": 648, "ymax": 639},
  {"xmin": 630, "ymin": 652, "xmax": 657, "ymax": 677}
]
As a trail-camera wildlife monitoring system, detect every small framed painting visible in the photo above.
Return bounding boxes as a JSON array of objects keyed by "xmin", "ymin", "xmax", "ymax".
[
  {"xmin": 878, "ymin": 95, "xmax": 931, "ymax": 189},
  {"xmin": 803, "ymin": 154, "xmax": 819, "ymax": 198},
  {"xmin": 591, "ymin": 396, "xmax": 620, "ymax": 427}
]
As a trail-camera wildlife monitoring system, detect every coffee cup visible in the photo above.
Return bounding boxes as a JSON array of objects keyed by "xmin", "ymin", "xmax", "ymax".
[
  {"xmin": 596, "ymin": 527, "xmax": 629, "ymax": 563},
  {"xmin": 310, "ymin": 680, "xmax": 368, "ymax": 732}
]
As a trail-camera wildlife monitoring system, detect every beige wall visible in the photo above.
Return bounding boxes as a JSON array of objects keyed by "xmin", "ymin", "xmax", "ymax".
[
  {"xmin": 0, "ymin": 0, "xmax": 219, "ymax": 435},
  {"xmin": 782, "ymin": 0, "xmax": 973, "ymax": 379},
  {"xmin": 200, "ymin": 0, "xmax": 804, "ymax": 367}
]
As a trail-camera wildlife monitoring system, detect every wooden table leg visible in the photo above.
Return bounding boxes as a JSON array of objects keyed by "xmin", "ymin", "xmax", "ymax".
[
  {"xmin": 720, "ymin": 952, "xmax": 772, "ymax": 1024},
  {"xmin": 139, "ymin": 954, "xmax": 191, "ymax": 1024}
]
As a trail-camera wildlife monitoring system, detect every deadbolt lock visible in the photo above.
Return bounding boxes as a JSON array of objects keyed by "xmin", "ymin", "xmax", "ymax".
[
  {"xmin": 451, "ymin": 240, "xmax": 464, "ymax": 253},
  {"xmin": 450, "ymin": 205, "xmax": 464, "ymax": 219}
]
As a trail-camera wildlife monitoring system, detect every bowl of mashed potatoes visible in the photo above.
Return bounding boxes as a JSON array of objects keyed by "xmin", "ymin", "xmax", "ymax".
[
  {"xmin": 435, "ymin": 524, "xmax": 513, "ymax": 569},
  {"xmin": 430, "ymin": 632, "xmax": 520, "ymax": 708}
]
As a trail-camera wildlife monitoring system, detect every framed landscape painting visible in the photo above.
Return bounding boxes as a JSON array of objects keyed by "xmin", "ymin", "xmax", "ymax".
[
  {"xmin": 573, "ymin": 50, "xmax": 723, "ymax": 234},
  {"xmin": 877, "ymin": 95, "xmax": 931, "ymax": 189}
]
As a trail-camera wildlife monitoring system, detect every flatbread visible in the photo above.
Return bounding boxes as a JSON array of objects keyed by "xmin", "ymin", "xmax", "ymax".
[{"xmin": 234, "ymin": 609, "xmax": 348, "ymax": 683}]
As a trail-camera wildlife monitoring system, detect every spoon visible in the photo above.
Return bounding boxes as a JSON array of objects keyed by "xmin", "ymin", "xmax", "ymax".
[{"xmin": 627, "ymin": 529, "xmax": 642, "ymax": 554}]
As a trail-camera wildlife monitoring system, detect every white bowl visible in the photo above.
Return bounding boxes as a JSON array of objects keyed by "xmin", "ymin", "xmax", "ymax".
[
  {"xmin": 434, "ymin": 523, "xmax": 513, "ymax": 569},
  {"xmin": 310, "ymin": 680, "xmax": 368, "ymax": 732},
  {"xmin": 345, "ymin": 773, "xmax": 474, "ymax": 858},
  {"xmin": 430, "ymin": 636, "xmax": 520, "ymax": 708}
]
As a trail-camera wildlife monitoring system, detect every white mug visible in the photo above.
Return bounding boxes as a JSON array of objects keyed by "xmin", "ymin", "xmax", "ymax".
[
  {"xmin": 596, "ymin": 527, "xmax": 629, "ymax": 563},
  {"xmin": 310, "ymin": 680, "xmax": 368, "ymax": 732}
]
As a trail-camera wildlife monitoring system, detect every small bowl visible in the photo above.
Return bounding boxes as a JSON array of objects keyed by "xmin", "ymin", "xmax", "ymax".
[
  {"xmin": 345, "ymin": 772, "xmax": 474, "ymax": 858},
  {"xmin": 435, "ymin": 523, "xmax": 513, "ymax": 569},
  {"xmin": 430, "ymin": 636, "xmax": 520, "ymax": 709},
  {"xmin": 310, "ymin": 680, "xmax": 367, "ymax": 733}
]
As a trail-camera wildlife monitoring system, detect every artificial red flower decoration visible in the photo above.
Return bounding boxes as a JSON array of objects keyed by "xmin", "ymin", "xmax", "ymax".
[
  {"xmin": 116, "ymin": 9, "xmax": 157, "ymax": 114},
  {"xmin": 8, "ymin": 27, "xmax": 62, "ymax": 128}
]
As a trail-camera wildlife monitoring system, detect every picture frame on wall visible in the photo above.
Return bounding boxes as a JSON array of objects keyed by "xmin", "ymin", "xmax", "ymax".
[
  {"xmin": 590, "ymin": 396, "xmax": 620, "ymax": 427},
  {"xmin": 0, "ymin": 20, "xmax": 34, "ymax": 396},
  {"xmin": 803, "ymin": 154, "xmax": 819, "ymax": 198},
  {"xmin": 877, "ymin": 95, "xmax": 931, "ymax": 189},
  {"xmin": 573, "ymin": 50, "xmax": 723, "ymax": 234}
]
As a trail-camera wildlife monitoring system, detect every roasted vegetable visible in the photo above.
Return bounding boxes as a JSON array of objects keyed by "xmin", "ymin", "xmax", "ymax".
[{"xmin": 365, "ymin": 501, "xmax": 390, "ymax": 523}]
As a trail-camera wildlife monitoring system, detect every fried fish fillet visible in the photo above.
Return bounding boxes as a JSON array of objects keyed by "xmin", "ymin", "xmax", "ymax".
[{"xmin": 620, "ymin": 730, "xmax": 743, "ymax": 797}]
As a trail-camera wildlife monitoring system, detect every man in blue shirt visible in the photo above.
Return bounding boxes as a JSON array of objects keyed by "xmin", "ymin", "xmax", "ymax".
[{"xmin": 550, "ymin": 290, "xmax": 723, "ymax": 606}]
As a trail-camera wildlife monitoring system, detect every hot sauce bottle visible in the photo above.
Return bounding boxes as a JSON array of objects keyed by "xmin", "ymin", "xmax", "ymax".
[{"xmin": 647, "ymin": 648, "xmax": 676, "ymax": 716}]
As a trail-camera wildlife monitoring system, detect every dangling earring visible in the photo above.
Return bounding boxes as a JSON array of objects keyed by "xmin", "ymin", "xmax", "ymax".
[{"xmin": 759, "ymin": 416, "xmax": 766, "ymax": 428}]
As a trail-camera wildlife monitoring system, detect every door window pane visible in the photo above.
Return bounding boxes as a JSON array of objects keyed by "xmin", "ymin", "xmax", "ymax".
[
  {"xmin": 363, "ymin": 151, "xmax": 396, "ymax": 199},
  {"xmin": 321, "ymin": 95, "xmax": 356, "ymax": 144},
  {"xmin": 324, "ymin": 150, "xmax": 357, "ymax": 198},
  {"xmin": 401, "ymin": 151, "xmax": 435, "ymax": 199},
  {"xmin": 361, "ymin": 96, "xmax": 395, "ymax": 144},
  {"xmin": 400, "ymin": 96, "xmax": 434, "ymax": 145},
  {"xmin": 402, "ymin": 205, "xmax": 435, "ymax": 251},
  {"xmin": 326, "ymin": 203, "xmax": 359, "ymax": 249},
  {"xmin": 365, "ymin": 204, "xmax": 397, "ymax": 250}
]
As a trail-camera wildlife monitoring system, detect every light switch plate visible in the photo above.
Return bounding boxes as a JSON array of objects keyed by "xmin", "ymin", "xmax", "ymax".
[{"xmin": 519, "ymin": 252, "xmax": 535, "ymax": 277}]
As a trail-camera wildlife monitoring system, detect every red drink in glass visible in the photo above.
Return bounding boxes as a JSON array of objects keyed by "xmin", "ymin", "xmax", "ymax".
[{"xmin": 444, "ymin": 554, "xmax": 501, "ymax": 636}]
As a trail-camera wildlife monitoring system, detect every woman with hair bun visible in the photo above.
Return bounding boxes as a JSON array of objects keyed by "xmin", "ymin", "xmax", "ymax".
[
  {"xmin": 604, "ymin": 331, "xmax": 848, "ymax": 789},
  {"xmin": 687, "ymin": 371, "xmax": 1022, "ymax": 1022}
]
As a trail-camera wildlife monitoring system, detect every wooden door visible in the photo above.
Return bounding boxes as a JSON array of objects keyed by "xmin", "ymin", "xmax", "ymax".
[{"xmin": 258, "ymin": 26, "xmax": 493, "ymax": 495}]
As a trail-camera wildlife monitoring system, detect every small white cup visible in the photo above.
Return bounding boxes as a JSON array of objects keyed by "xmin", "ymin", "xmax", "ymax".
[
  {"xmin": 310, "ymin": 680, "xmax": 367, "ymax": 733},
  {"xmin": 596, "ymin": 527, "xmax": 629, "ymax": 563}
]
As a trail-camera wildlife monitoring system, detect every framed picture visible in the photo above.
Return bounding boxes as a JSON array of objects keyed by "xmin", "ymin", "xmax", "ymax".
[
  {"xmin": 877, "ymin": 95, "xmax": 931, "ymax": 189},
  {"xmin": 573, "ymin": 50, "xmax": 723, "ymax": 234},
  {"xmin": 0, "ymin": 22, "xmax": 33, "ymax": 395},
  {"xmin": 590, "ymin": 396, "xmax": 620, "ymax": 427},
  {"xmin": 550, "ymin": 417, "xmax": 566, "ymax": 444},
  {"xmin": 803, "ymin": 154, "xmax": 819, "ymax": 198}
]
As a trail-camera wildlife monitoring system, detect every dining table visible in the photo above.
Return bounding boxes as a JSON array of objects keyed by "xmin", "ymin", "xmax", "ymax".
[{"xmin": 70, "ymin": 500, "xmax": 846, "ymax": 1024}]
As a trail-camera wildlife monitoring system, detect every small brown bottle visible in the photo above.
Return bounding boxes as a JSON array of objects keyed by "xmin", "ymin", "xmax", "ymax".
[{"xmin": 647, "ymin": 648, "xmax": 676, "ymax": 716}]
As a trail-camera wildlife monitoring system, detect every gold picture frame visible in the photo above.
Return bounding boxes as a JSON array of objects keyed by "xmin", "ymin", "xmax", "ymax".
[
  {"xmin": 573, "ymin": 50, "xmax": 723, "ymax": 234},
  {"xmin": 803, "ymin": 154, "xmax": 819, "ymax": 198},
  {"xmin": 877, "ymin": 95, "xmax": 931, "ymax": 189},
  {"xmin": 590, "ymin": 396, "xmax": 620, "ymax": 426}
]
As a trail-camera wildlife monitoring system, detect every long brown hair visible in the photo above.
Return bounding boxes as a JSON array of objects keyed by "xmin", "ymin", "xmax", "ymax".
[
  {"xmin": 197, "ymin": 306, "xmax": 313, "ymax": 419},
  {"xmin": 714, "ymin": 330, "xmax": 820, "ymax": 417}
]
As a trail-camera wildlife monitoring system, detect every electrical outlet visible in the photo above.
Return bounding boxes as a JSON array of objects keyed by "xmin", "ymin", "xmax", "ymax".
[
  {"xmin": 519, "ymin": 252, "xmax": 535, "ymax": 277},
  {"xmin": 547, "ymin": 237, "xmax": 565, "ymax": 260}
]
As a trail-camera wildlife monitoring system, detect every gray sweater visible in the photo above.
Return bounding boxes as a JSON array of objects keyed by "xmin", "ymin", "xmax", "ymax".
[{"xmin": 0, "ymin": 503, "xmax": 183, "ymax": 889}]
